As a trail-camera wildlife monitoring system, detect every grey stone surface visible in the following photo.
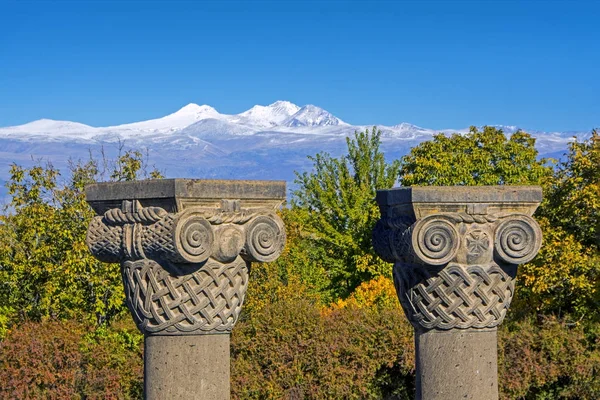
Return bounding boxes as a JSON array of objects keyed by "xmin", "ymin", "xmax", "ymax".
[
  {"xmin": 376, "ymin": 185, "xmax": 542, "ymax": 206},
  {"xmin": 145, "ymin": 334, "xmax": 230, "ymax": 400},
  {"xmin": 415, "ymin": 329, "xmax": 498, "ymax": 400},
  {"xmin": 86, "ymin": 184, "xmax": 286, "ymax": 336},
  {"xmin": 86, "ymin": 178, "xmax": 286, "ymax": 215},
  {"xmin": 85, "ymin": 179, "xmax": 287, "ymax": 399},
  {"xmin": 372, "ymin": 185, "xmax": 543, "ymax": 400}
]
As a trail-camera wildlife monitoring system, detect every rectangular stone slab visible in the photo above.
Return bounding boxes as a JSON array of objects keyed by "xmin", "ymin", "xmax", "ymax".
[
  {"xmin": 376, "ymin": 185, "xmax": 543, "ymax": 220},
  {"xmin": 376, "ymin": 185, "xmax": 542, "ymax": 206},
  {"xmin": 86, "ymin": 178, "xmax": 286, "ymax": 214}
]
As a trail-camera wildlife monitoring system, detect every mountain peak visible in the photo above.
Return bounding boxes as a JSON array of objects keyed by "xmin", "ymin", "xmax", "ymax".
[
  {"xmin": 174, "ymin": 103, "xmax": 218, "ymax": 115},
  {"xmin": 283, "ymin": 104, "xmax": 346, "ymax": 127},
  {"xmin": 237, "ymin": 101, "xmax": 300, "ymax": 126},
  {"xmin": 392, "ymin": 122, "xmax": 428, "ymax": 131},
  {"xmin": 268, "ymin": 100, "xmax": 298, "ymax": 108}
]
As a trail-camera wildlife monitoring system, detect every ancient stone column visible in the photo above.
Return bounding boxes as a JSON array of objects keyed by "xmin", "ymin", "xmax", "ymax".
[
  {"xmin": 372, "ymin": 186, "xmax": 543, "ymax": 400},
  {"xmin": 85, "ymin": 179, "xmax": 286, "ymax": 400}
]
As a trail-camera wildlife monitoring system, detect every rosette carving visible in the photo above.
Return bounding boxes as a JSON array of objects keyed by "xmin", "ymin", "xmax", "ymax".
[{"xmin": 494, "ymin": 215, "xmax": 542, "ymax": 264}]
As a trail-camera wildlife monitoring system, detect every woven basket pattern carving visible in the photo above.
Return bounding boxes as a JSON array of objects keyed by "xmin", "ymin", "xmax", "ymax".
[
  {"xmin": 122, "ymin": 258, "xmax": 248, "ymax": 335},
  {"xmin": 395, "ymin": 263, "xmax": 515, "ymax": 330},
  {"xmin": 141, "ymin": 215, "xmax": 182, "ymax": 261},
  {"xmin": 87, "ymin": 216, "xmax": 123, "ymax": 263}
]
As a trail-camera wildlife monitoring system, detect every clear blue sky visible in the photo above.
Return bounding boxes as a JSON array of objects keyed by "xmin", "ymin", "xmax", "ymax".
[{"xmin": 0, "ymin": 0, "xmax": 598, "ymax": 131}]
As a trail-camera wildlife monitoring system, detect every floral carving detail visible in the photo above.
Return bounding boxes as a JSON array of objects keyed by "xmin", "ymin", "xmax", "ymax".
[{"xmin": 466, "ymin": 230, "xmax": 489, "ymax": 256}]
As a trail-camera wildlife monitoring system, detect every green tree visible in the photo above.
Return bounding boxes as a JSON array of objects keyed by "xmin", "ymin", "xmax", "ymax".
[
  {"xmin": 399, "ymin": 126, "xmax": 552, "ymax": 186},
  {"xmin": 0, "ymin": 149, "xmax": 163, "ymax": 336},
  {"xmin": 541, "ymin": 130, "xmax": 599, "ymax": 248},
  {"xmin": 518, "ymin": 131, "xmax": 600, "ymax": 319},
  {"xmin": 292, "ymin": 127, "xmax": 400, "ymax": 298}
]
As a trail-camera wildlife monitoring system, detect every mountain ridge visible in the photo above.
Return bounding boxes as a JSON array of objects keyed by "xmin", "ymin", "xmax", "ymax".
[
  {"xmin": 1, "ymin": 100, "xmax": 585, "ymax": 141},
  {"xmin": 0, "ymin": 100, "xmax": 591, "ymax": 201}
]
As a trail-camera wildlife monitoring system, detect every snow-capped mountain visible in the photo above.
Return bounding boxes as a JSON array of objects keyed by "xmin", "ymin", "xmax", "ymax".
[
  {"xmin": 283, "ymin": 105, "xmax": 347, "ymax": 127},
  {"xmin": 0, "ymin": 100, "xmax": 591, "ymax": 201},
  {"xmin": 104, "ymin": 104, "xmax": 222, "ymax": 134},
  {"xmin": 233, "ymin": 100, "xmax": 300, "ymax": 127}
]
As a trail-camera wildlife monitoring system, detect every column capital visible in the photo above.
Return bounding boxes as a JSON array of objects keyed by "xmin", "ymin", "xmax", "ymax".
[
  {"xmin": 86, "ymin": 179, "xmax": 286, "ymax": 336},
  {"xmin": 373, "ymin": 186, "xmax": 542, "ymax": 331}
]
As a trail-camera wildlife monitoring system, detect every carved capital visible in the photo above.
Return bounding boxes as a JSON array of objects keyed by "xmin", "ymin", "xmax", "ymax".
[
  {"xmin": 373, "ymin": 186, "xmax": 543, "ymax": 331},
  {"xmin": 85, "ymin": 179, "xmax": 286, "ymax": 336}
]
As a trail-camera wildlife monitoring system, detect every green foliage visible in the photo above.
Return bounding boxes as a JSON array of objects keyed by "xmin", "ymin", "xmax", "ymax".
[
  {"xmin": 399, "ymin": 126, "xmax": 552, "ymax": 186},
  {"xmin": 0, "ymin": 148, "xmax": 164, "ymax": 334},
  {"xmin": 292, "ymin": 127, "xmax": 400, "ymax": 298},
  {"xmin": 514, "ymin": 217, "xmax": 600, "ymax": 319},
  {"xmin": 515, "ymin": 131, "xmax": 600, "ymax": 320},
  {"xmin": 541, "ymin": 130, "xmax": 599, "ymax": 248},
  {"xmin": 0, "ymin": 124, "xmax": 598, "ymax": 399}
]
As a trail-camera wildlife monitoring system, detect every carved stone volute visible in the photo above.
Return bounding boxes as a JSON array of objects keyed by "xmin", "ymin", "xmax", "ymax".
[
  {"xmin": 373, "ymin": 186, "xmax": 543, "ymax": 331},
  {"xmin": 86, "ymin": 179, "xmax": 286, "ymax": 336}
]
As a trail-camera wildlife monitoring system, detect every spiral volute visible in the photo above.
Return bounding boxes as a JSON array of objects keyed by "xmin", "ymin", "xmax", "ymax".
[
  {"xmin": 494, "ymin": 215, "xmax": 542, "ymax": 264},
  {"xmin": 243, "ymin": 214, "xmax": 286, "ymax": 262},
  {"xmin": 412, "ymin": 216, "xmax": 460, "ymax": 265}
]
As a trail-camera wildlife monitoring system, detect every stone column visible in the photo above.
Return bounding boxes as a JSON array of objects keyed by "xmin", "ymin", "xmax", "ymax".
[
  {"xmin": 85, "ymin": 179, "xmax": 286, "ymax": 400},
  {"xmin": 372, "ymin": 186, "xmax": 543, "ymax": 400}
]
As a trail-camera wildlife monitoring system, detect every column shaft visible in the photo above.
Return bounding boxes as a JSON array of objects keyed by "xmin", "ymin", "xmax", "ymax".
[
  {"xmin": 415, "ymin": 329, "xmax": 498, "ymax": 400},
  {"xmin": 144, "ymin": 334, "xmax": 230, "ymax": 400}
]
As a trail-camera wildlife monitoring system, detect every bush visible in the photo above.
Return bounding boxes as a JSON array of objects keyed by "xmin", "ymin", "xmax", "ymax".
[
  {"xmin": 0, "ymin": 318, "xmax": 143, "ymax": 399},
  {"xmin": 499, "ymin": 316, "xmax": 600, "ymax": 399},
  {"xmin": 231, "ymin": 276, "xmax": 414, "ymax": 399}
]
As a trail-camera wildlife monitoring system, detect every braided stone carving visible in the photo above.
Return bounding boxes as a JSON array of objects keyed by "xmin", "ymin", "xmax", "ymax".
[
  {"xmin": 394, "ymin": 262, "xmax": 514, "ymax": 330},
  {"xmin": 373, "ymin": 196, "xmax": 542, "ymax": 332},
  {"xmin": 123, "ymin": 258, "xmax": 248, "ymax": 335},
  {"xmin": 87, "ymin": 199, "xmax": 286, "ymax": 335}
]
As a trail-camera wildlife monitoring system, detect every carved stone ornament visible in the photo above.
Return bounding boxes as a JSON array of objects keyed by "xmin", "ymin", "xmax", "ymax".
[
  {"xmin": 373, "ymin": 186, "xmax": 543, "ymax": 331},
  {"xmin": 85, "ymin": 179, "xmax": 286, "ymax": 336}
]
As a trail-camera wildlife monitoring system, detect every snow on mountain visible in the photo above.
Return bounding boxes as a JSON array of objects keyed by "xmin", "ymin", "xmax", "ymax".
[
  {"xmin": 232, "ymin": 100, "xmax": 300, "ymax": 127},
  {"xmin": 179, "ymin": 118, "xmax": 260, "ymax": 138},
  {"xmin": 0, "ymin": 119, "xmax": 97, "ymax": 140},
  {"xmin": 386, "ymin": 122, "xmax": 435, "ymax": 138},
  {"xmin": 0, "ymin": 101, "xmax": 590, "ymax": 201},
  {"xmin": 283, "ymin": 105, "xmax": 347, "ymax": 127},
  {"xmin": 104, "ymin": 103, "xmax": 222, "ymax": 134}
]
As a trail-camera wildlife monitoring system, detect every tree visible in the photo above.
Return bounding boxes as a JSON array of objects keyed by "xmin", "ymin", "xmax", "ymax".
[
  {"xmin": 0, "ymin": 148, "xmax": 163, "ymax": 336},
  {"xmin": 292, "ymin": 127, "xmax": 400, "ymax": 298},
  {"xmin": 541, "ymin": 130, "xmax": 599, "ymax": 248},
  {"xmin": 399, "ymin": 126, "xmax": 552, "ymax": 186},
  {"xmin": 518, "ymin": 131, "xmax": 600, "ymax": 319}
]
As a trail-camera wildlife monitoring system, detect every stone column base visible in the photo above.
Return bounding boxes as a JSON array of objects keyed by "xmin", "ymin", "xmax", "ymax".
[
  {"xmin": 144, "ymin": 334, "xmax": 230, "ymax": 400},
  {"xmin": 415, "ymin": 329, "xmax": 498, "ymax": 400}
]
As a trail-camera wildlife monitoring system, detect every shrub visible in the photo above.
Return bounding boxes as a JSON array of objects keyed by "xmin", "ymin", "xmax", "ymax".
[
  {"xmin": 0, "ymin": 318, "xmax": 143, "ymax": 399},
  {"xmin": 231, "ymin": 276, "xmax": 415, "ymax": 399},
  {"xmin": 499, "ymin": 316, "xmax": 600, "ymax": 399}
]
